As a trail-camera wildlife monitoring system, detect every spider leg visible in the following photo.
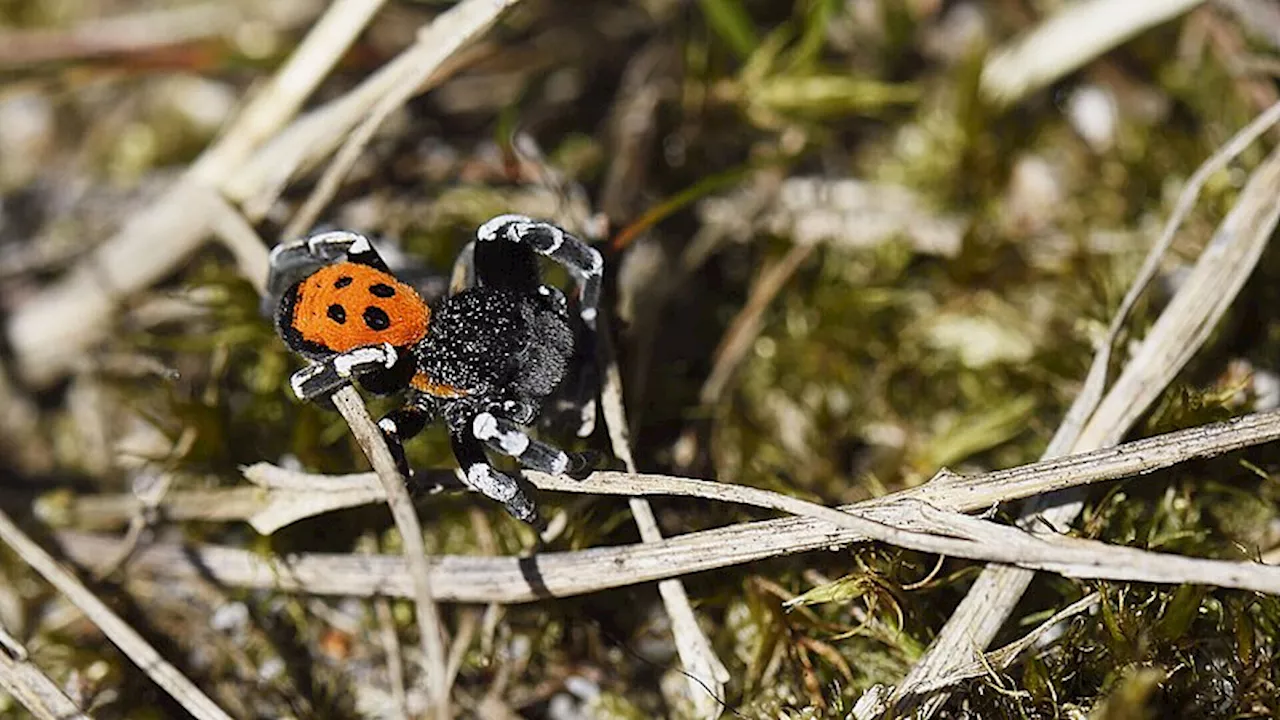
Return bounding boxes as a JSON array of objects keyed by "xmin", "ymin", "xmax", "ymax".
[
  {"xmin": 449, "ymin": 425, "xmax": 542, "ymax": 527},
  {"xmin": 266, "ymin": 230, "xmax": 391, "ymax": 302},
  {"xmin": 448, "ymin": 240, "xmax": 477, "ymax": 294},
  {"xmin": 471, "ymin": 411, "xmax": 595, "ymax": 477},
  {"xmin": 376, "ymin": 396, "xmax": 434, "ymax": 478},
  {"xmin": 475, "ymin": 215, "xmax": 603, "ymax": 329},
  {"xmin": 289, "ymin": 342, "xmax": 398, "ymax": 401},
  {"xmin": 547, "ymin": 360, "xmax": 598, "ymax": 439},
  {"xmin": 562, "ymin": 312, "xmax": 599, "ymax": 438},
  {"xmin": 297, "ymin": 230, "xmax": 390, "ymax": 270}
]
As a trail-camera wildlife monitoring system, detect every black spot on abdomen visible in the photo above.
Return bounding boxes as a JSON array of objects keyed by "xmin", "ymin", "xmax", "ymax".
[
  {"xmin": 363, "ymin": 306, "xmax": 390, "ymax": 330},
  {"xmin": 334, "ymin": 276, "xmax": 353, "ymax": 289},
  {"xmin": 327, "ymin": 304, "xmax": 347, "ymax": 324},
  {"xmin": 369, "ymin": 283, "xmax": 396, "ymax": 298}
]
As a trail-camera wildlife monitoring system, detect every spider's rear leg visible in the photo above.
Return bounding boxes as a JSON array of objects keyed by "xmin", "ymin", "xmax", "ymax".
[
  {"xmin": 530, "ymin": 283, "xmax": 599, "ymax": 438},
  {"xmin": 472, "ymin": 411, "xmax": 596, "ymax": 478},
  {"xmin": 552, "ymin": 322, "xmax": 599, "ymax": 439},
  {"xmin": 290, "ymin": 343, "xmax": 399, "ymax": 401},
  {"xmin": 270, "ymin": 230, "xmax": 390, "ymax": 272},
  {"xmin": 448, "ymin": 241, "xmax": 477, "ymax": 294},
  {"xmin": 449, "ymin": 427, "xmax": 543, "ymax": 528},
  {"xmin": 466, "ymin": 215, "xmax": 604, "ymax": 436},
  {"xmin": 266, "ymin": 230, "xmax": 394, "ymax": 314}
]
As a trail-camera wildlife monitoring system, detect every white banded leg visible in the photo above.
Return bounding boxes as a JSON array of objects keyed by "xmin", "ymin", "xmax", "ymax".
[
  {"xmin": 376, "ymin": 401, "xmax": 433, "ymax": 478},
  {"xmin": 471, "ymin": 411, "xmax": 592, "ymax": 476},
  {"xmin": 301, "ymin": 230, "xmax": 384, "ymax": 268},
  {"xmin": 449, "ymin": 427, "xmax": 541, "ymax": 526},
  {"xmin": 267, "ymin": 230, "xmax": 390, "ymax": 305},
  {"xmin": 475, "ymin": 214, "xmax": 603, "ymax": 329},
  {"xmin": 289, "ymin": 343, "xmax": 398, "ymax": 400}
]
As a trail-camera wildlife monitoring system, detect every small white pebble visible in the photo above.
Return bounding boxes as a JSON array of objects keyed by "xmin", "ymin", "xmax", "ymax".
[
  {"xmin": 210, "ymin": 601, "xmax": 249, "ymax": 632},
  {"xmin": 1004, "ymin": 155, "xmax": 1064, "ymax": 233},
  {"xmin": 564, "ymin": 675, "xmax": 601, "ymax": 701},
  {"xmin": 1255, "ymin": 369, "xmax": 1280, "ymax": 411},
  {"xmin": 258, "ymin": 657, "xmax": 285, "ymax": 682},
  {"xmin": 547, "ymin": 693, "xmax": 582, "ymax": 720},
  {"xmin": 1066, "ymin": 85, "xmax": 1118, "ymax": 152}
]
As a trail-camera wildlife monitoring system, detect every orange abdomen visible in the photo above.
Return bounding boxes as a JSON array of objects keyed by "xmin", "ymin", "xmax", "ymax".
[{"xmin": 288, "ymin": 263, "xmax": 430, "ymax": 352}]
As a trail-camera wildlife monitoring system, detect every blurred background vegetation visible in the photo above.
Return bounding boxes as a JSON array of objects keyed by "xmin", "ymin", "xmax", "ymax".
[{"xmin": 3, "ymin": 0, "xmax": 1280, "ymax": 717}]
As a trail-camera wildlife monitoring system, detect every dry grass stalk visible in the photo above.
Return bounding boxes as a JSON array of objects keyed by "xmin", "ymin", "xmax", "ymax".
[
  {"xmin": 917, "ymin": 593, "xmax": 1101, "ymax": 696},
  {"xmin": 0, "ymin": 508, "xmax": 233, "ymax": 720},
  {"xmin": 885, "ymin": 114, "xmax": 1280, "ymax": 715},
  {"xmin": 225, "ymin": 20, "xmax": 495, "ymax": 221},
  {"xmin": 0, "ymin": 2, "xmax": 270, "ymax": 67},
  {"xmin": 208, "ymin": 193, "xmax": 272, "ymax": 294},
  {"xmin": 330, "ymin": 388, "xmax": 450, "ymax": 720},
  {"xmin": 1044, "ymin": 99, "xmax": 1280, "ymax": 456},
  {"xmin": 0, "ymin": 624, "xmax": 89, "ymax": 720},
  {"xmin": 700, "ymin": 243, "xmax": 815, "ymax": 405},
  {"xmin": 597, "ymin": 324, "xmax": 730, "ymax": 717},
  {"xmin": 56, "ymin": 410, "xmax": 1280, "ymax": 607},
  {"xmin": 853, "ymin": 594, "xmax": 1103, "ymax": 718},
  {"xmin": 282, "ymin": 0, "xmax": 524, "ymax": 239},
  {"xmin": 0, "ymin": 655, "xmax": 89, "ymax": 720},
  {"xmin": 47, "ymin": 404, "xmax": 1280, "ymax": 537},
  {"xmin": 243, "ymin": 452, "xmax": 1280, "ymax": 595},
  {"xmin": 54, "ymin": 474, "xmax": 1280, "ymax": 602},
  {"xmin": 231, "ymin": 405, "xmax": 1280, "ymax": 534},
  {"xmin": 5, "ymin": 0, "xmax": 386, "ymax": 387},
  {"xmin": 187, "ymin": 0, "xmax": 389, "ymax": 184},
  {"xmin": 374, "ymin": 594, "xmax": 410, "ymax": 720},
  {"xmin": 981, "ymin": 0, "xmax": 1207, "ymax": 104},
  {"xmin": 41, "ymin": 486, "xmax": 270, "ymax": 530}
]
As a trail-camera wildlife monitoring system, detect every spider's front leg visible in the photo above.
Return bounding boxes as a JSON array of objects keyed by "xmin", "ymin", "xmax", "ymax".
[
  {"xmin": 475, "ymin": 215, "xmax": 604, "ymax": 329},
  {"xmin": 448, "ymin": 424, "xmax": 543, "ymax": 528},
  {"xmin": 289, "ymin": 342, "xmax": 399, "ymax": 401},
  {"xmin": 472, "ymin": 215, "xmax": 605, "ymax": 438}
]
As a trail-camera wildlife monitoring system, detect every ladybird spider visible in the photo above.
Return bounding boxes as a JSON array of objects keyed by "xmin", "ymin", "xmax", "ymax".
[{"xmin": 267, "ymin": 215, "xmax": 603, "ymax": 528}]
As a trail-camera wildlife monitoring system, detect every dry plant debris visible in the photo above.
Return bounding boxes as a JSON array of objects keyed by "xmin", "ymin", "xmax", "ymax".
[{"xmin": 5, "ymin": 1, "xmax": 1280, "ymax": 718}]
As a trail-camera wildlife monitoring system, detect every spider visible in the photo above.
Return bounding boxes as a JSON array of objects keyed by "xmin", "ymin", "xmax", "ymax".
[{"xmin": 266, "ymin": 215, "xmax": 603, "ymax": 528}]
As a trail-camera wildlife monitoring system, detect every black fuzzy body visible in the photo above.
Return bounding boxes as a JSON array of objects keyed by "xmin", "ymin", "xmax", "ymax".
[{"xmin": 413, "ymin": 285, "xmax": 574, "ymax": 422}]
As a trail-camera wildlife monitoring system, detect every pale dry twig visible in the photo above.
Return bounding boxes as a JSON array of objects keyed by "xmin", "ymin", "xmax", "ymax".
[
  {"xmin": 0, "ymin": 507, "xmax": 233, "ymax": 720},
  {"xmin": 597, "ymin": 321, "xmax": 730, "ymax": 717},
  {"xmin": 241, "ymin": 459, "xmax": 1280, "ymax": 596},
  {"xmin": 330, "ymin": 388, "xmax": 450, "ymax": 720},
  {"xmin": 57, "ymin": 409, "xmax": 1280, "ymax": 607},
  {"xmin": 0, "ymin": 623, "xmax": 90, "ymax": 720},
  {"xmin": 45, "ymin": 405, "xmax": 1280, "ymax": 542},
  {"xmin": 54, "ymin": 462, "xmax": 1280, "ymax": 603},
  {"xmin": 5, "ymin": 0, "xmax": 386, "ymax": 387},
  {"xmin": 282, "ymin": 0, "xmax": 524, "ymax": 239},
  {"xmin": 981, "ymin": 0, "xmax": 1206, "ymax": 104}
]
